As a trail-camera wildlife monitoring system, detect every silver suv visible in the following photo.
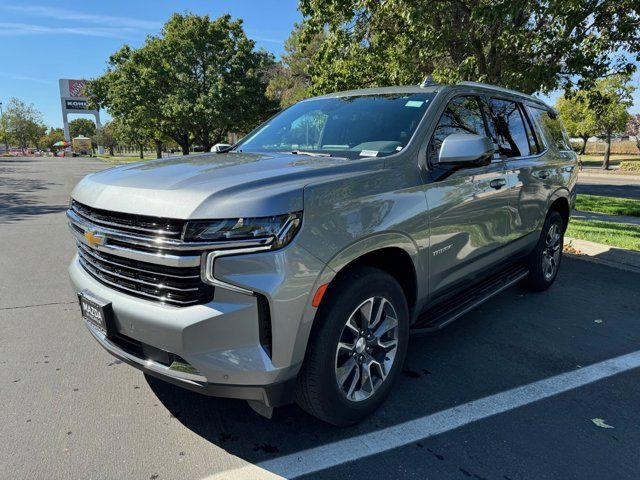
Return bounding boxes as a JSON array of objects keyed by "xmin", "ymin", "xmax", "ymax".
[{"xmin": 68, "ymin": 82, "xmax": 577, "ymax": 425}]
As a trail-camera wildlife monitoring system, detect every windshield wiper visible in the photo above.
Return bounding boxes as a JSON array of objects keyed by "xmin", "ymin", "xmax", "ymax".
[{"xmin": 289, "ymin": 150, "xmax": 332, "ymax": 157}]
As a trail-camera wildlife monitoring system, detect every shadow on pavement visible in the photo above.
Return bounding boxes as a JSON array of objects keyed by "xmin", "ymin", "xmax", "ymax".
[
  {"xmin": 577, "ymin": 183, "xmax": 640, "ymax": 200},
  {"xmin": 145, "ymin": 257, "xmax": 640, "ymax": 467},
  {"xmin": 0, "ymin": 174, "xmax": 64, "ymax": 224}
]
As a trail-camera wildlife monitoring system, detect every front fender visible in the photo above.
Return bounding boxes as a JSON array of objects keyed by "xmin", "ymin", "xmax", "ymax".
[{"xmin": 289, "ymin": 232, "xmax": 424, "ymax": 369}]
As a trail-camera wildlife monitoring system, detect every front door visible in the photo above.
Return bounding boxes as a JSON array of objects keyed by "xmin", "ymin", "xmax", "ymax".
[{"xmin": 423, "ymin": 95, "xmax": 511, "ymax": 296}]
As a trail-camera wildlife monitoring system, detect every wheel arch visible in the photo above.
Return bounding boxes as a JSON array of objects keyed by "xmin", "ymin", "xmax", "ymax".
[{"xmin": 548, "ymin": 188, "xmax": 571, "ymax": 232}]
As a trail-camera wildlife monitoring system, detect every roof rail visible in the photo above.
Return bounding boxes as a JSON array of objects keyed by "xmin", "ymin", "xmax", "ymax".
[
  {"xmin": 457, "ymin": 81, "xmax": 546, "ymax": 105},
  {"xmin": 420, "ymin": 75, "xmax": 439, "ymax": 88}
]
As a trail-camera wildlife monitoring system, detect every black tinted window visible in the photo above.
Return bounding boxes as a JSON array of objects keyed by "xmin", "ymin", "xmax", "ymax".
[
  {"xmin": 488, "ymin": 99, "xmax": 532, "ymax": 158},
  {"xmin": 529, "ymin": 107, "xmax": 571, "ymax": 151},
  {"xmin": 429, "ymin": 96, "xmax": 486, "ymax": 162}
]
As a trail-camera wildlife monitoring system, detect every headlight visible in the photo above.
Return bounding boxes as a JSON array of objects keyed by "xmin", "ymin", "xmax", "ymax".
[
  {"xmin": 184, "ymin": 211, "xmax": 302, "ymax": 249},
  {"xmin": 194, "ymin": 212, "xmax": 303, "ymax": 293}
]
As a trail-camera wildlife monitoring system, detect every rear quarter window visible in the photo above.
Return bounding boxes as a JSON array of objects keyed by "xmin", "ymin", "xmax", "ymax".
[{"xmin": 529, "ymin": 107, "xmax": 572, "ymax": 152}]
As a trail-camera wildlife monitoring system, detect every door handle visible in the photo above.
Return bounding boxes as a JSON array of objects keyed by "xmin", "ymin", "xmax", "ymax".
[
  {"xmin": 489, "ymin": 178, "xmax": 507, "ymax": 189},
  {"xmin": 537, "ymin": 170, "xmax": 550, "ymax": 179}
]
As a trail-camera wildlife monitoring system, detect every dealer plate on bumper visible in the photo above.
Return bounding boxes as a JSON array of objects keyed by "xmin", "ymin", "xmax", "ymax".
[{"xmin": 78, "ymin": 290, "xmax": 114, "ymax": 336}]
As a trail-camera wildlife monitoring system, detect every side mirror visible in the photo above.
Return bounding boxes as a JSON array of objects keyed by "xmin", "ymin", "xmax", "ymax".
[
  {"xmin": 211, "ymin": 143, "xmax": 232, "ymax": 153},
  {"xmin": 438, "ymin": 133, "xmax": 494, "ymax": 167}
]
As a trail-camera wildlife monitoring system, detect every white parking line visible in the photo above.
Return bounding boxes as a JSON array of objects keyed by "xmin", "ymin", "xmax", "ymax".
[{"xmin": 205, "ymin": 350, "xmax": 640, "ymax": 480}]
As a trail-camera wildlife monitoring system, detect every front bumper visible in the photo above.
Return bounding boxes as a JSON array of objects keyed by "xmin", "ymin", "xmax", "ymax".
[
  {"xmin": 84, "ymin": 321, "xmax": 295, "ymax": 406},
  {"xmin": 69, "ymin": 242, "xmax": 328, "ymax": 406}
]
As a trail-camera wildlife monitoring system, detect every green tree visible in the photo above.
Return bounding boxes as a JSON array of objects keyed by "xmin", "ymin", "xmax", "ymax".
[
  {"xmin": 38, "ymin": 127, "xmax": 65, "ymax": 151},
  {"xmin": 3, "ymin": 98, "xmax": 46, "ymax": 151},
  {"xmin": 95, "ymin": 121, "xmax": 118, "ymax": 156},
  {"xmin": 267, "ymin": 23, "xmax": 325, "ymax": 108},
  {"xmin": 0, "ymin": 113, "xmax": 10, "ymax": 153},
  {"xmin": 555, "ymin": 92, "xmax": 597, "ymax": 154},
  {"xmin": 69, "ymin": 118, "xmax": 96, "ymax": 139},
  {"xmin": 87, "ymin": 13, "xmax": 276, "ymax": 155},
  {"xmin": 589, "ymin": 76, "xmax": 634, "ymax": 170},
  {"xmin": 625, "ymin": 114, "xmax": 640, "ymax": 153},
  {"xmin": 299, "ymin": 0, "xmax": 640, "ymax": 95}
]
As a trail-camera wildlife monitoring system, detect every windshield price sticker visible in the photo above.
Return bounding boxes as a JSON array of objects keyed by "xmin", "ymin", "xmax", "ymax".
[{"xmin": 359, "ymin": 150, "xmax": 379, "ymax": 157}]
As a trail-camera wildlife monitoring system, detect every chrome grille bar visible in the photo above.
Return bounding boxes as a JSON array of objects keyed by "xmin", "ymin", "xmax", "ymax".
[
  {"xmin": 77, "ymin": 247, "xmax": 200, "ymax": 293},
  {"xmin": 68, "ymin": 201, "xmax": 269, "ymax": 306}
]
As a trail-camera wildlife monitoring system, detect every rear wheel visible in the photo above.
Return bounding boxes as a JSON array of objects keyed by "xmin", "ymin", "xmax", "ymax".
[
  {"xmin": 296, "ymin": 266, "xmax": 409, "ymax": 426},
  {"xmin": 521, "ymin": 210, "xmax": 564, "ymax": 291}
]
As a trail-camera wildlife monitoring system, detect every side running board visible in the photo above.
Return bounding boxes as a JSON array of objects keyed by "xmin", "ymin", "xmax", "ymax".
[{"xmin": 411, "ymin": 265, "xmax": 529, "ymax": 334}]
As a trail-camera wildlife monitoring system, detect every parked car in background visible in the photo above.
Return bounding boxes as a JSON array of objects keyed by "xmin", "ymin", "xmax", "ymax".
[{"xmin": 67, "ymin": 81, "xmax": 577, "ymax": 425}]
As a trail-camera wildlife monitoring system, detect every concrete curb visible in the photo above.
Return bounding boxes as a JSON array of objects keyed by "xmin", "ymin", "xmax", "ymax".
[
  {"xmin": 565, "ymin": 237, "xmax": 640, "ymax": 274},
  {"xmin": 579, "ymin": 171, "xmax": 640, "ymax": 181}
]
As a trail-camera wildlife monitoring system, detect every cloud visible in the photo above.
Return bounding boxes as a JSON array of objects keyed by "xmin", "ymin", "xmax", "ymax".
[
  {"xmin": 0, "ymin": 72, "xmax": 55, "ymax": 85},
  {"xmin": 0, "ymin": 21, "xmax": 138, "ymax": 39},
  {"xmin": 0, "ymin": 4, "xmax": 161, "ymax": 30}
]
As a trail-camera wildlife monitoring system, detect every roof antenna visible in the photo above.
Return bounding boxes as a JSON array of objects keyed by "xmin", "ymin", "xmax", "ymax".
[{"xmin": 420, "ymin": 75, "xmax": 438, "ymax": 87}]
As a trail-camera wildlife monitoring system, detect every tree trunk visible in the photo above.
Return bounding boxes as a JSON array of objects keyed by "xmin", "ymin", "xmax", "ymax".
[
  {"xmin": 139, "ymin": 144, "xmax": 144, "ymax": 159},
  {"xmin": 580, "ymin": 136, "xmax": 588, "ymax": 155},
  {"xmin": 180, "ymin": 142, "xmax": 190, "ymax": 155},
  {"xmin": 636, "ymin": 138, "xmax": 640, "ymax": 153},
  {"xmin": 155, "ymin": 140, "xmax": 162, "ymax": 159},
  {"xmin": 602, "ymin": 132, "xmax": 611, "ymax": 170},
  {"xmin": 108, "ymin": 146, "xmax": 114, "ymax": 156}
]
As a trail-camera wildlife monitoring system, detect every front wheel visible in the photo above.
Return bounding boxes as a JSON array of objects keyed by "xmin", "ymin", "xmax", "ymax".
[
  {"xmin": 521, "ymin": 210, "xmax": 564, "ymax": 291},
  {"xmin": 296, "ymin": 266, "xmax": 409, "ymax": 426}
]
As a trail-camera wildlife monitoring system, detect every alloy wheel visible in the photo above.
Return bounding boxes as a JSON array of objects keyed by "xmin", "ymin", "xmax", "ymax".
[
  {"xmin": 542, "ymin": 223, "xmax": 562, "ymax": 280},
  {"xmin": 334, "ymin": 296, "xmax": 399, "ymax": 402}
]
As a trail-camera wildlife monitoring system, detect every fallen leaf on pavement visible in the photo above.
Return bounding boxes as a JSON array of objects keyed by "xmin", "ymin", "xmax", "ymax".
[{"xmin": 591, "ymin": 418, "xmax": 614, "ymax": 429}]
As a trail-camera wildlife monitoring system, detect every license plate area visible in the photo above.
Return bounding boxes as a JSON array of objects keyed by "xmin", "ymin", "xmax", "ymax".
[{"xmin": 78, "ymin": 291, "xmax": 115, "ymax": 337}]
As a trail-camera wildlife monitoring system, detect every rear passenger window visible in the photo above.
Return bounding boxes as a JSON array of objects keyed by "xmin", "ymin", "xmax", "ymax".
[
  {"xmin": 488, "ymin": 99, "xmax": 532, "ymax": 158},
  {"xmin": 429, "ymin": 96, "xmax": 487, "ymax": 163},
  {"xmin": 529, "ymin": 107, "xmax": 572, "ymax": 152}
]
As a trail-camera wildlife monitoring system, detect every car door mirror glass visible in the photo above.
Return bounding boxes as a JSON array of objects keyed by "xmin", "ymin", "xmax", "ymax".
[{"xmin": 438, "ymin": 133, "xmax": 495, "ymax": 167}]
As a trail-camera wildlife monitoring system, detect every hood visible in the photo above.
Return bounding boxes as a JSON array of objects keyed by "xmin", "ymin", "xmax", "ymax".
[{"xmin": 71, "ymin": 151, "xmax": 376, "ymax": 219}]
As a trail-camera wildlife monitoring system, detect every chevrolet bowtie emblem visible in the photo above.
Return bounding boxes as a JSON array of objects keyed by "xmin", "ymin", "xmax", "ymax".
[{"xmin": 84, "ymin": 230, "xmax": 105, "ymax": 247}]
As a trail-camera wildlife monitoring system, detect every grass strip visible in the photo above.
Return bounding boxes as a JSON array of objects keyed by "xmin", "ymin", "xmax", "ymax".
[
  {"xmin": 567, "ymin": 219, "xmax": 640, "ymax": 251},
  {"xmin": 576, "ymin": 194, "xmax": 640, "ymax": 217}
]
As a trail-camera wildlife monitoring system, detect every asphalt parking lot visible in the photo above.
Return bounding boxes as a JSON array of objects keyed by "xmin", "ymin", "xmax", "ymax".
[{"xmin": 1, "ymin": 156, "xmax": 640, "ymax": 480}]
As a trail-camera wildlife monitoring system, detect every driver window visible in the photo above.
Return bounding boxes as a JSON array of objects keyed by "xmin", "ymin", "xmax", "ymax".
[{"xmin": 428, "ymin": 96, "xmax": 487, "ymax": 164}]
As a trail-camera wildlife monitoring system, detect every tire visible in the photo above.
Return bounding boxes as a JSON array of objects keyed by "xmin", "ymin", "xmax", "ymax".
[
  {"xmin": 296, "ymin": 266, "xmax": 409, "ymax": 426},
  {"xmin": 521, "ymin": 210, "xmax": 564, "ymax": 292}
]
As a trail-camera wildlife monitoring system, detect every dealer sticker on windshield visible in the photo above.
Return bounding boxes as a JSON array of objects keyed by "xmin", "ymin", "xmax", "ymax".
[
  {"xmin": 359, "ymin": 150, "xmax": 379, "ymax": 157},
  {"xmin": 405, "ymin": 100, "xmax": 424, "ymax": 108}
]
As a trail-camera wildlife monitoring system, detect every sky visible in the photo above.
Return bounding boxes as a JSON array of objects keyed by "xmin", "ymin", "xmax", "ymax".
[
  {"xmin": 0, "ymin": 0, "xmax": 301, "ymax": 127},
  {"xmin": 0, "ymin": 0, "xmax": 638, "ymax": 129}
]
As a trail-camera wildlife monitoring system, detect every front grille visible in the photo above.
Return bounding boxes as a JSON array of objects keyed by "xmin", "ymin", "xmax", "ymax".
[
  {"xmin": 76, "ymin": 242, "xmax": 213, "ymax": 305},
  {"xmin": 70, "ymin": 201, "xmax": 213, "ymax": 306},
  {"xmin": 71, "ymin": 200, "xmax": 186, "ymax": 239}
]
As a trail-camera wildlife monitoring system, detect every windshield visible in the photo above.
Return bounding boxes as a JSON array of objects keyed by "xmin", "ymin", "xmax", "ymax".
[{"xmin": 235, "ymin": 93, "xmax": 435, "ymax": 159}]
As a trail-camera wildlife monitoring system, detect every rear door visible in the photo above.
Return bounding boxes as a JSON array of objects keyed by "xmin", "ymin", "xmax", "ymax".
[
  {"xmin": 424, "ymin": 95, "xmax": 511, "ymax": 296},
  {"xmin": 485, "ymin": 99, "xmax": 573, "ymax": 254},
  {"xmin": 483, "ymin": 98, "xmax": 545, "ymax": 249}
]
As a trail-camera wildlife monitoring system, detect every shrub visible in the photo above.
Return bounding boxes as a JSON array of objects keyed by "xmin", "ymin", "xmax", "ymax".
[
  {"xmin": 585, "ymin": 140, "xmax": 640, "ymax": 155},
  {"xmin": 619, "ymin": 161, "xmax": 640, "ymax": 172}
]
